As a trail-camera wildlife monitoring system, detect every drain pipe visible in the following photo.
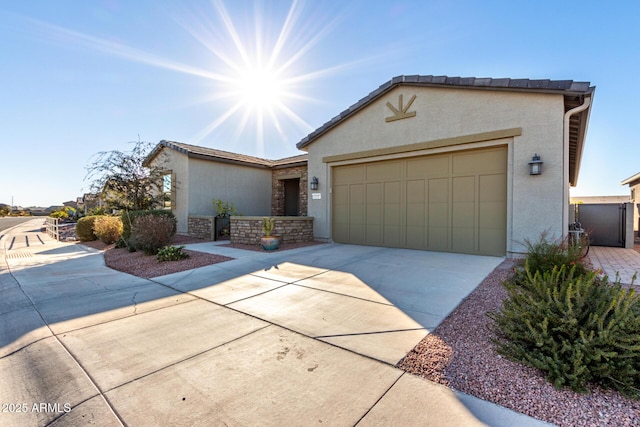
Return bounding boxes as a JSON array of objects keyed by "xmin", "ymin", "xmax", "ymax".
[{"xmin": 563, "ymin": 95, "xmax": 591, "ymax": 236}]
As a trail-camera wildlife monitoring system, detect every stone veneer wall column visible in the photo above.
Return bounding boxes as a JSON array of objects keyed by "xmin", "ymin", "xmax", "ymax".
[
  {"xmin": 188, "ymin": 215, "xmax": 214, "ymax": 240},
  {"xmin": 230, "ymin": 216, "xmax": 314, "ymax": 245},
  {"xmin": 271, "ymin": 166, "xmax": 308, "ymax": 216}
]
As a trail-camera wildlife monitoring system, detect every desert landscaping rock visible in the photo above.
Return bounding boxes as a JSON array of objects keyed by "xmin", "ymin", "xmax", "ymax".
[{"xmin": 398, "ymin": 263, "xmax": 640, "ymax": 427}]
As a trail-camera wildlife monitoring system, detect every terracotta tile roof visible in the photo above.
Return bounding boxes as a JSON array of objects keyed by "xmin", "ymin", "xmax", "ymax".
[
  {"xmin": 296, "ymin": 74, "xmax": 595, "ymax": 150},
  {"xmin": 145, "ymin": 140, "xmax": 307, "ymax": 169}
]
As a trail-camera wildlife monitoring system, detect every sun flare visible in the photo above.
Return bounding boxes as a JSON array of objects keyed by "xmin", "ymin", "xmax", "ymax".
[
  {"xmin": 16, "ymin": 0, "xmax": 358, "ymax": 156},
  {"xmin": 234, "ymin": 65, "xmax": 285, "ymax": 111}
]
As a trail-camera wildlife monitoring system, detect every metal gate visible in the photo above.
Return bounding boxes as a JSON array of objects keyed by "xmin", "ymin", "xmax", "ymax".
[
  {"xmin": 214, "ymin": 213, "xmax": 230, "ymax": 241},
  {"xmin": 575, "ymin": 203, "xmax": 626, "ymax": 247}
]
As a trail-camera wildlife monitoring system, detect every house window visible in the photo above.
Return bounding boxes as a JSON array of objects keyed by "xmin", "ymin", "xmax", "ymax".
[
  {"xmin": 632, "ymin": 188, "xmax": 636, "ymax": 202},
  {"xmin": 163, "ymin": 173, "xmax": 173, "ymax": 210}
]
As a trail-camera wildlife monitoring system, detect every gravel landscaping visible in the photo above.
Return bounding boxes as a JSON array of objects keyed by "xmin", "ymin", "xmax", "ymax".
[
  {"xmin": 103, "ymin": 246, "xmax": 232, "ymax": 279},
  {"xmin": 398, "ymin": 261, "xmax": 640, "ymax": 427}
]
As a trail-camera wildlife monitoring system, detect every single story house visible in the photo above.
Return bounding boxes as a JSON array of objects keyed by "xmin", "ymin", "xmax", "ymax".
[{"xmin": 148, "ymin": 74, "xmax": 595, "ymax": 257}]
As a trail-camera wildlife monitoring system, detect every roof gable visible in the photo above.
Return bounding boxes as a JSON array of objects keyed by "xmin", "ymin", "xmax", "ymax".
[{"xmin": 296, "ymin": 74, "xmax": 594, "ymax": 150}]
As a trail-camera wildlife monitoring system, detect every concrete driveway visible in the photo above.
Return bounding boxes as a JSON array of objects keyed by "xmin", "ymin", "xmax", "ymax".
[{"xmin": 0, "ymin": 219, "xmax": 549, "ymax": 426}]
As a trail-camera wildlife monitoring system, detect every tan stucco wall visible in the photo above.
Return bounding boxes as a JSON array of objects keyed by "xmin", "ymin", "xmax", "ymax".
[
  {"xmin": 189, "ymin": 157, "xmax": 272, "ymax": 219},
  {"xmin": 305, "ymin": 86, "xmax": 567, "ymax": 256},
  {"xmin": 149, "ymin": 149, "xmax": 272, "ymax": 234},
  {"xmin": 150, "ymin": 147, "xmax": 190, "ymax": 234}
]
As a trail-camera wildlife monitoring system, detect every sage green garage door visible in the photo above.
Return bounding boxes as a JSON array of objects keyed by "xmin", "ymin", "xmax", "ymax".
[{"xmin": 332, "ymin": 146, "xmax": 507, "ymax": 256}]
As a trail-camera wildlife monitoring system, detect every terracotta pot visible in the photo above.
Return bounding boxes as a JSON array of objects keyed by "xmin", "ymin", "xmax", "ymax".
[{"xmin": 261, "ymin": 236, "xmax": 279, "ymax": 251}]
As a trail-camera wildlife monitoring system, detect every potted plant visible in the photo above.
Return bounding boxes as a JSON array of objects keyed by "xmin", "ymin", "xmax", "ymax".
[{"xmin": 260, "ymin": 217, "xmax": 279, "ymax": 251}]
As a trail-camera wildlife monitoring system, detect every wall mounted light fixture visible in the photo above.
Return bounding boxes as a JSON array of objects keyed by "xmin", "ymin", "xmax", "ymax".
[
  {"xmin": 528, "ymin": 154, "xmax": 543, "ymax": 175},
  {"xmin": 310, "ymin": 176, "xmax": 319, "ymax": 190}
]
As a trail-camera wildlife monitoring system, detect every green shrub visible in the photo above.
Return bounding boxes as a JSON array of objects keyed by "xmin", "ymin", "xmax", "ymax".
[
  {"xmin": 93, "ymin": 216, "xmax": 123, "ymax": 244},
  {"xmin": 513, "ymin": 231, "xmax": 589, "ymax": 284},
  {"xmin": 156, "ymin": 245, "xmax": 189, "ymax": 262},
  {"xmin": 489, "ymin": 264, "xmax": 640, "ymax": 397},
  {"xmin": 121, "ymin": 209, "xmax": 176, "ymax": 243},
  {"xmin": 129, "ymin": 214, "xmax": 176, "ymax": 255},
  {"xmin": 76, "ymin": 215, "xmax": 101, "ymax": 241},
  {"xmin": 212, "ymin": 198, "xmax": 241, "ymax": 216},
  {"xmin": 49, "ymin": 210, "xmax": 69, "ymax": 219}
]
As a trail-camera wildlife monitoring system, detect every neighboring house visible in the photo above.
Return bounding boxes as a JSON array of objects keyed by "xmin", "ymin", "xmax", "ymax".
[
  {"xmin": 144, "ymin": 141, "xmax": 308, "ymax": 235},
  {"xmin": 296, "ymin": 75, "xmax": 595, "ymax": 257},
  {"xmin": 622, "ymin": 172, "xmax": 640, "ymax": 232}
]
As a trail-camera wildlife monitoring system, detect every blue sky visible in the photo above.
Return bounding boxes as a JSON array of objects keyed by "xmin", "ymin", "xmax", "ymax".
[{"xmin": 1, "ymin": 0, "xmax": 638, "ymax": 207}]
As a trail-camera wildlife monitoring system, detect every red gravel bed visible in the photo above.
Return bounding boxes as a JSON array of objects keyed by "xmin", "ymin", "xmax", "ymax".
[
  {"xmin": 397, "ymin": 261, "xmax": 640, "ymax": 427},
  {"xmin": 103, "ymin": 247, "xmax": 232, "ymax": 279}
]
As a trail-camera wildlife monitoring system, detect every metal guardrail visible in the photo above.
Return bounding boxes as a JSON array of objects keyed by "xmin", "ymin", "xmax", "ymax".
[{"xmin": 44, "ymin": 217, "xmax": 60, "ymax": 240}]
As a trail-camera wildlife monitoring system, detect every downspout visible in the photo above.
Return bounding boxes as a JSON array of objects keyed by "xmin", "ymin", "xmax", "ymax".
[{"xmin": 563, "ymin": 96, "xmax": 591, "ymax": 236}]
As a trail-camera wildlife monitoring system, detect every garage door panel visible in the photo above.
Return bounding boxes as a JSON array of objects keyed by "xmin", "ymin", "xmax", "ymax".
[
  {"xmin": 453, "ymin": 148, "xmax": 506, "ymax": 175},
  {"xmin": 334, "ymin": 165, "xmax": 364, "ymax": 182},
  {"xmin": 332, "ymin": 146, "xmax": 506, "ymax": 256},
  {"xmin": 366, "ymin": 161, "xmax": 401, "ymax": 181},
  {"xmin": 384, "ymin": 225, "xmax": 402, "ymax": 247},
  {"xmin": 428, "ymin": 227, "xmax": 449, "ymax": 251},
  {"xmin": 429, "ymin": 178, "xmax": 448, "ymax": 203},
  {"xmin": 480, "ymin": 174, "xmax": 507, "ymax": 202},
  {"xmin": 453, "ymin": 176, "xmax": 475, "ymax": 202},
  {"xmin": 366, "ymin": 225, "xmax": 382, "ymax": 244},
  {"xmin": 407, "ymin": 179, "xmax": 425, "ymax": 204},
  {"xmin": 406, "ymin": 155, "xmax": 449, "ymax": 178},
  {"xmin": 407, "ymin": 204, "xmax": 424, "ymax": 227},
  {"xmin": 479, "ymin": 202, "xmax": 506, "ymax": 228},
  {"xmin": 350, "ymin": 184, "xmax": 365, "ymax": 204},
  {"xmin": 406, "ymin": 226, "xmax": 425, "ymax": 249},
  {"xmin": 479, "ymin": 228, "xmax": 506, "ymax": 256},
  {"xmin": 452, "ymin": 228, "xmax": 474, "ymax": 252},
  {"xmin": 453, "ymin": 202, "xmax": 475, "ymax": 226},
  {"xmin": 350, "ymin": 225, "xmax": 365, "ymax": 244},
  {"xmin": 428, "ymin": 203, "xmax": 448, "ymax": 228},
  {"xmin": 384, "ymin": 181, "xmax": 401, "ymax": 204}
]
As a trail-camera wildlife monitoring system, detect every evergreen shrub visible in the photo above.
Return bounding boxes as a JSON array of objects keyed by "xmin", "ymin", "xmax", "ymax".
[
  {"xmin": 489, "ymin": 263, "xmax": 640, "ymax": 397},
  {"xmin": 513, "ymin": 231, "xmax": 589, "ymax": 284},
  {"xmin": 156, "ymin": 245, "xmax": 189, "ymax": 262},
  {"xmin": 76, "ymin": 215, "xmax": 100, "ymax": 241},
  {"xmin": 93, "ymin": 216, "xmax": 123, "ymax": 244}
]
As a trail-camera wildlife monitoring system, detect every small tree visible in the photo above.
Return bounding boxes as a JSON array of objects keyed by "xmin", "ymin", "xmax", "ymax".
[{"xmin": 85, "ymin": 139, "xmax": 167, "ymax": 211}]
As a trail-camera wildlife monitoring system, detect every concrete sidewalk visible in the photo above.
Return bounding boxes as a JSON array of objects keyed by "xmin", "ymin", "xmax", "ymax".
[{"xmin": 0, "ymin": 219, "xmax": 553, "ymax": 426}]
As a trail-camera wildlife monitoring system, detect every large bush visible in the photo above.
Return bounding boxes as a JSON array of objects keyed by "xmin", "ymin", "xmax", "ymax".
[
  {"xmin": 129, "ymin": 214, "xmax": 176, "ymax": 255},
  {"xmin": 120, "ymin": 209, "xmax": 176, "ymax": 243},
  {"xmin": 49, "ymin": 209, "xmax": 69, "ymax": 220},
  {"xmin": 490, "ymin": 263, "xmax": 640, "ymax": 397},
  {"xmin": 93, "ymin": 216, "xmax": 123, "ymax": 244},
  {"xmin": 76, "ymin": 215, "xmax": 100, "ymax": 241},
  {"xmin": 513, "ymin": 231, "xmax": 589, "ymax": 284}
]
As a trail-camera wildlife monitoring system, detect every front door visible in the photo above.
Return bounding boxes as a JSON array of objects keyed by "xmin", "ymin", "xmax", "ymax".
[{"xmin": 284, "ymin": 179, "xmax": 300, "ymax": 216}]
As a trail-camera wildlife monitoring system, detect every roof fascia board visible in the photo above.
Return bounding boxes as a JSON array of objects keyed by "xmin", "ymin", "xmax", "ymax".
[
  {"xmin": 621, "ymin": 172, "xmax": 640, "ymax": 186},
  {"xmin": 322, "ymin": 128, "xmax": 522, "ymax": 163},
  {"xmin": 188, "ymin": 152, "xmax": 272, "ymax": 169}
]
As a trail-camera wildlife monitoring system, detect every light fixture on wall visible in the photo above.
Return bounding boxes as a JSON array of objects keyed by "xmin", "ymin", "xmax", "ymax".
[
  {"xmin": 528, "ymin": 154, "xmax": 543, "ymax": 175},
  {"xmin": 310, "ymin": 176, "xmax": 319, "ymax": 190}
]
